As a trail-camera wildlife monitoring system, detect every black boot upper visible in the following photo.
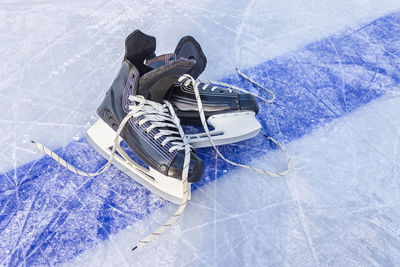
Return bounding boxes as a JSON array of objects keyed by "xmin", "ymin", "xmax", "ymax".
[
  {"xmin": 144, "ymin": 35, "xmax": 259, "ymax": 125},
  {"xmin": 97, "ymin": 30, "xmax": 204, "ymax": 182}
]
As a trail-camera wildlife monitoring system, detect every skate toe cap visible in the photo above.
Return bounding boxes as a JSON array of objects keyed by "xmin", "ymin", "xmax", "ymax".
[
  {"xmin": 168, "ymin": 151, "xmax": 204, "ymax": 183},
  {"xmin": 238, "ymin": 93, "xmax": 259, "ymax": 114}
]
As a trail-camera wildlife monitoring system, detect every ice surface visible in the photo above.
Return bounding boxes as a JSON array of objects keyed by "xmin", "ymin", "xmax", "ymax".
[
  {"xmin": 1, "ymin": 0, "xmax": 400, "ymax": 172},
  {"xmin": 1, "ymin": 0, "xmax": 400, "ymax": 266},
  {"xmin": 67, "ymin": 95, "xmax": 400, "ymax": 266}
]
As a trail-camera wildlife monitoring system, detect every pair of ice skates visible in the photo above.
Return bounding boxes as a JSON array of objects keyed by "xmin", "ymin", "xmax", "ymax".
[
  {"xmin": 88, "ymin": 29, "xmax": 267, "ymax": 204},
  {"xmin": 32, "ymin": 29, "xmax": 290, "ymax": 250}
]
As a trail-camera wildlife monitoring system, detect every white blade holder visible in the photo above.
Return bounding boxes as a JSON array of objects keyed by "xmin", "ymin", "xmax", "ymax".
[
  {"xmin": 186, "ymin": 111, "xmax": 261, "ymax": 148},
  {"xmin": 86, "ymin": 119, "xmax": 191, "ymax": 204}
]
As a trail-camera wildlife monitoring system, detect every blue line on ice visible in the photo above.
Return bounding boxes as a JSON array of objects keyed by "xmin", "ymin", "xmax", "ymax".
[{"xmin": 1, "ymin": 11, "xmax": 400, "ymax": 266}]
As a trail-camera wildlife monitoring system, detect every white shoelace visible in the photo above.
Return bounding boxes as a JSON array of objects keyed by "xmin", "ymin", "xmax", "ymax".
[
  {"xmin": 128, "ymin": 96, "xmax": 186, "ymax": 152},
  {"xmin": 31, "ymin": 95, "xmax": 189, "ymax": 176},
  {"xmin": 31, "ymin": 69, "xmax": 290, "ymax": 252},
  {"xmin": 181, "ymin": 68, "xmax": 276, "ymax": 104},
  {"xmin": 131, "ymin": 96, "xmax": 191, "ymax": 251},
  {"xmin": 179, "ymin": 71, "xmax": 291, "ymax": 177},
  {"xmin": 32, "ymin": 95, "xmax": 192, "ymax": 251}
]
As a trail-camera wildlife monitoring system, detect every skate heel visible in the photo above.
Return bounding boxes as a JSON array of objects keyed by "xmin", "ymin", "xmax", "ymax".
[
  {"xmin": 96, "ymin": 61, "xmax": 133, "ymax": 130},
  {"xmin": 96, "ymin": 90, "xmax": 119, "ymax": 131}
]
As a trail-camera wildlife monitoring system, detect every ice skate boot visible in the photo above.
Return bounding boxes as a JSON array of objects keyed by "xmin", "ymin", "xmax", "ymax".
[
  {"xmin": 144, "ymin": 36, "xmax": 263, "ymax": 148},
  {"xmin": 87, "ymin": 30, "xmax": 204, "ymax": 204}
]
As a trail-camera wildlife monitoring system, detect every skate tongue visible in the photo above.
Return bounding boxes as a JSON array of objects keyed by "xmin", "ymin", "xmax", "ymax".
[
  {"xmin": 138, "ymin": 58, "xmax": 196, "ymax": 103},
  {"xmin": 124, "ymin": 29, "xmax": 156, "ymax": 76},
  {"xmin": 174, "ymin": 36, "xmax": 207, "ymax": 79},
  {"xmin": 144, "ymin": 36, "xmax": 207, "ymax": 79}
]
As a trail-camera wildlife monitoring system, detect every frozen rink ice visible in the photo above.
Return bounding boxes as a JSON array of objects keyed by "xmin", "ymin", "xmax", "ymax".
[
  {"xmin": 67, "ymin": 95, "xmax": 400, "ymax": 266},
  {"xmin": 1, "ymin": 0, "xmax": 400, "ymax": 266}
]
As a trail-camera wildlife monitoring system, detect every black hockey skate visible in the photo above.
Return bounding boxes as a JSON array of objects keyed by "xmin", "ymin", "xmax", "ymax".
[
  {"xmin": 87, "ymin": 30, "xmax": 204, "ymax": 204},
  {"xmin": 143, "ymin": 35, "xmax": 262, "ymax": 148},
  {"xmin": 145, "ymin": 35, "xmax": 259, "ymax": 125}
]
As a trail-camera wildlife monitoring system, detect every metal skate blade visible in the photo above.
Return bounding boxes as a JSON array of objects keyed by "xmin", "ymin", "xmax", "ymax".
[
  {"xmin": 86, "ymin": 119, "xmax": 190, "ymax": 204},
  {"xmin": 187, "ymin": 111, "xmax": 261, "ymax": 148}
]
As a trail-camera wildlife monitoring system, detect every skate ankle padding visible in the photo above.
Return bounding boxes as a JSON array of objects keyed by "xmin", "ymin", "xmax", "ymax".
[{"xmin": 138, "ymin": 58, "xmax": 196, "ymax": 103}]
